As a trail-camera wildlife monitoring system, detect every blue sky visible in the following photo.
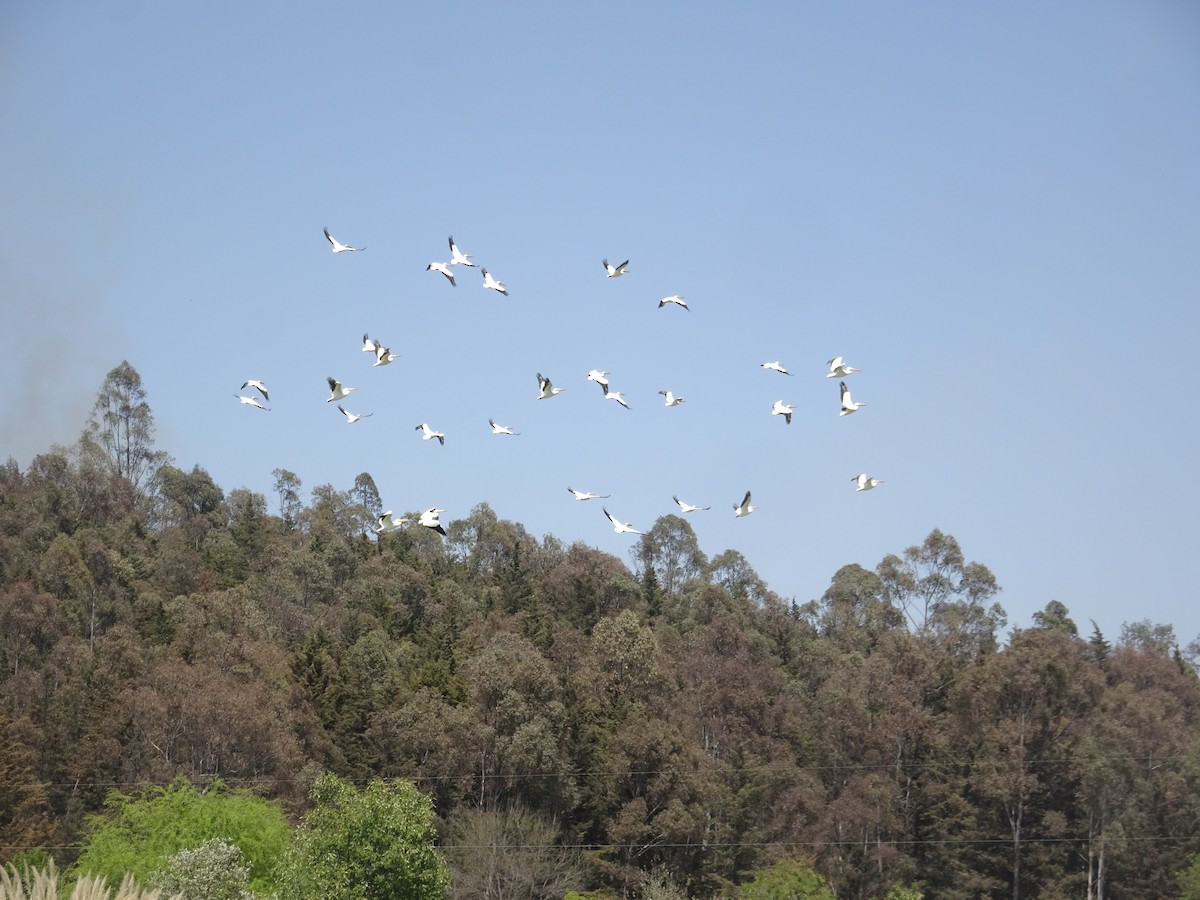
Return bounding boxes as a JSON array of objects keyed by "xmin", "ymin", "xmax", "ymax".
[{"xmin": 3, "ymin": 2, "xmax": 1198, "ymax": 645}]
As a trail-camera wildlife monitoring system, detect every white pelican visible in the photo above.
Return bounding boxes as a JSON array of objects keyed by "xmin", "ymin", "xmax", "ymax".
[
  {"xmin": 419, "ymin": 507, "xmax": 447, "ymax": 536},
  {"xmin": 852, "ymin": 473, "xmax": 884, "ymax": 492},
  {"xmin": 240, "ymin": 380, "xmax": 269, "ymax": 401},
  {"xmin": 659, "ymin": 390, "xmax": 685, "ymax": 407},
  {"xmin": 827, "ymin": 356, "xmax": 862, "ymax": 378},
  {"xmin": 603, "ymin": 258, "xmax": 630, "ymax": 278},
  {"xmin": 606, "ymin": 391, "xmax": 631, "ymax": 410},
  {"xmin": 761, "ymin": 361, "xmax": 793, "ymax": 376},
  {"xmin": 771, "ymin": 400, "xmax": 795, "ymax": 424},
  {"xmin": 338, "ymin": 405, "xmax": 373, "ymax": 424},
  {"xmin": 537, "ymin": 373, "xmax": 566, "ymax": 399},
  {"xmin": 489, "ymin": 418, "xmax": 519, "ymax": 435},
  {"xmin": 603, "ymin": 508, "xmax": 643, "ymax": 535},
  {"xmin": 372, "ymin": 345, "xmax": 399, "ymax": 367},
  {"xmin": 376, "ymin": 512, "xmax": 408, "ymax": 534},
  {"xmin": 448, "ymin": 236, "xmax": 476, "ymax": 267},
  {"xmin": 234, "ymin": 394, "xmax": 270, "ymax": 411},
  {"xmin": 733, "ymin": 490, "xmax": 757, "ymax": 518},
  {"xmin": 587, "ymin": 370, "xmax": 611, "ymax": 395},
  {"xmin": 673, "ymin": 496, "xmax": 710, "ymax": 513},
  {"xmin": 415, "ymin": 423, "xmax": 446, "ymax": 445},
  {"xmin": 658, "ymin": 295, "xmax": 688, "ymax": 310},
  {"xmin": 324, "ymin": 228, "xmax": 363, "ymax": 253},
  {"xmin": 839, "ymin": 381, "xmax": 867, "ymax": 416},
  {"xmin": 427, "ymin": 261, "xmax": 457, "ymax": 286},
  {"xmin": 362, "ymin": 334, "xmax": 382, "ymax": 354},
  {"xmin": 326, "ymin": 377, "xmax": 358, "ymax": 402},
  {"xmin": 481, "ymin": 268, "xmax": 508, "ymax": 296},
  {"xmin": 568, "ymin": 487, "xmax": 609, "ymax": 501}
]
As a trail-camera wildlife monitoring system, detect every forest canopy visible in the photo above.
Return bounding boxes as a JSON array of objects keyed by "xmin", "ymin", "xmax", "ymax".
[{"xmin": 1, "ymin": 364, "xmax": 1198, "ymax": 899}]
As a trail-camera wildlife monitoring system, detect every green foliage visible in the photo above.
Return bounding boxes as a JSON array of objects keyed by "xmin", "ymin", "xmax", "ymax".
[
  {"xmin": 274, "ymin": 773, "xmax": 449, "ymax": 900},
  {"xmin": 147, "ymin": 839, "xmax": 251, "ymax": 900},
  {"xmin": 1032, "ymin": 599, "xmax": 1077, "ymax": 635},
  {"xmin": 737, "ymin": 858, "xmax": 835, "ymax": 899},
  {"xmin": 71, "ymin": 780, "xmax": 289, "ymax": 896},
  {"xmin": 1178, "ymin": 853, "xmax": 1200, "ymax": 899}
]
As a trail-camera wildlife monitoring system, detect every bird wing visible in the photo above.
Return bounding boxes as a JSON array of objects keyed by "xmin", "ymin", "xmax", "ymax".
[{"xmin": 327, "ymin": 377, "xmax": 338, "ymax": 392}]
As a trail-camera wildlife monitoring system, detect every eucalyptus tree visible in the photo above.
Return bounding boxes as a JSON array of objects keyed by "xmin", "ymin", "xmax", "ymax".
[{"xmin": 79, "ymin": 361, "xmax": 171, "ymax": 493}]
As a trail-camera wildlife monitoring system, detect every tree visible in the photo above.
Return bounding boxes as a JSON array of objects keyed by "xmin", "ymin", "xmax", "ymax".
[
  {"xmin": 80, "ymin": 362, "xmax": 171, "ymax": 492},
  {"xmin": 147, "ymin": 839, "xmax": 252, "ymax": 900},
  {"xmin": 0, "ymin": 710, "xmax": 54, "ymax": 865},
  {"xmin": 1032, "ymin": 600, "xmax": 1077, "ymax": 635},
  {"xmin": 275, "ymin": 774, "xmax": 449, "ymax": 899},
  {"xmin": 445, "ymin": 803, "xmax": 586, "ymax": 899},
  {"xmin": 876, "ymin": 529, "xmax": 1004, "ymax": 659},
  {"xmin": 350, "ymin": 473, "xmax": 383, "ymax": 534},
  {"xmin": 737, "ymin": 858, "xmax": 835, "ymax": 899},
  {"xmin": 70, "ymin": 779, "xmax": 290, "ymax": 896},
  {"xmin": 805, "ymin": 563, "xmax": 903, "ymax": 655},
  {"xmin": 271, "ymin": 468, "xmax": 303, "ymax": 532},
  {"xmin": 634, "ymin": 516, "xmax": 708, "ymax": 597}
]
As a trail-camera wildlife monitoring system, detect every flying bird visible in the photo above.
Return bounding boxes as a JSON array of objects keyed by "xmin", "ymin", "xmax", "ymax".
[
  {"xmin": 325, "ymin": 377, "xmax": 357, "ymax": 402},
  {"xmin": 488, "ymin": 418, "xmax": 519, "ymax": 435},
  {"xmin": 586, "ymin": 370, "xmax": 611, "ymax": 395},
  {"xmin": 427, "ymin": 261, "xmax": 457, "ymax": 286},
  {"xmin": 606, "ymin": 391, "xmax": 631, "ymax": 410},
  {"xmin": 603, "ymin": 258, "xmax": 630, "ymax": 278},
  {"xmin": 568, "ymin": 487, "xmax": 609, "ymax": 501},
  {"xmin": 673, "ymin": 496, "xmax": 710, "ymax": 513},
  {"xmin": 324, "ymin": 228, "xmax": 363, "ymax": 253},
  {"xmin": 481, "ymin": 268, "xmax": 509, "ymax": 296},
  {"xmin": 771, "ymin": 400, "xmax": 795, "ymax": 424},
  {"xmin": 603, "ymin": 508, "xmax": 643, "ymax": 535},
  {"xmin": 839, "ymin": 381, "xmax": 867, "ymax": 416},
  {"xmin": 537, "ymin": 373, "xmax": 566, "ymax": 399},
  {"xmin": 338, "ymin": 405, "xmax": 374, "ymax": 424},
  {"xmin": 658, "ymin": 295, "xmax": 689, "ymax": 310},
  {"xmin": 376, "ymin": 512, "xmax": 408, "ymax": 534},
  {"xmin": 733, "ymin": 490, "xmax": 757, "ymax": 518},
  {"xmin": 659, "ymin": 390, "xmax": 685, "ymax": 407},
  {"xmin": 234, "ymin": 394, "xmax": 270, "ymax": 411},
  {"xmin": 240, "ymin": 380, "xmax": 269, "ymax": 401},
  {"xmin": 761, "ymin": 361, "xmax": 793, "ymax": 376},
  {"xmin": 827, "ymin": 356, "xmax": 862, "ymax": 378},
  {"xmin": 415, "ymin": 423, "xmax": 446, "ymax": 445},
  {"xmin": 852, "ymin": 473, "xmax": 884, "ymax": 492},
  {"xmin": 448, "ymin": 236, "xmax": 476, "ymax": 267},
  {"xmin": 419, "ymin": 507, "xmax": 447, "ymax": 536},
  {"xmin": 372, "ymin": 345, "xmax": 399, "ymax": 367}
]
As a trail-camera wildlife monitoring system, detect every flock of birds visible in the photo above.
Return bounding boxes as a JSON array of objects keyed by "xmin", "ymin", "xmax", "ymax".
[{"xmin": 231, "ymin": 230, "xmax": 885, "ymax": 541}]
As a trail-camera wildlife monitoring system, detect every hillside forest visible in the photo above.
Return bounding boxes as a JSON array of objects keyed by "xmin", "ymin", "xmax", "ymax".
[{"xmin": 1, "ymin": 362, "xmax": 1199, "ymax": 899}]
